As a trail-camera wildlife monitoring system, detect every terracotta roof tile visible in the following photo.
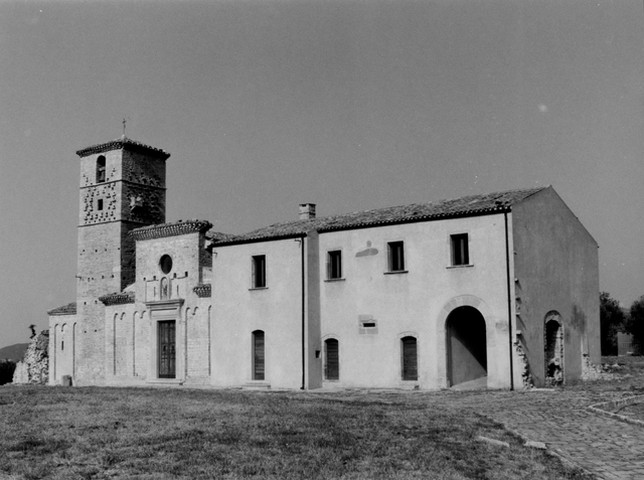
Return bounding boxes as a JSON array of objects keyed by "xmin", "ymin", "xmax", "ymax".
[
  {"xmin": 130, "ymin": 219, "xmax": 213, "ymax": 241},
  {"xmin": 48, "ymin": 302, "xmax": 77, "ymax": 316},
  {"xmin": 213, "ymin": 186, "xmax": 547, "ymax": 246},
  {"xmin": 76, "ymin": 136, "xmax": 170, "ymax": 159}
]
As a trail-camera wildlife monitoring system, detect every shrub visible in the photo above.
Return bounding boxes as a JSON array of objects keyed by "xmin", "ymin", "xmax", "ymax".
[{"xmin": 0, "ymin": 360, "xmax": 16, "ymax": 385}]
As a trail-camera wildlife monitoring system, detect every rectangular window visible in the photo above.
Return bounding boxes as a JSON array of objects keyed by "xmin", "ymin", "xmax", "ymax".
[
  {"xmin": 327, "ymin": 250, "xmax": 342, "ymax": 279},
  {"xmin": 388, "ymin": 241, "xmax": 405, "ymax": 272},
  {"xmin": 252, "ymin": 255, "xmax": 266, "ymax": 288},
  {"xmin": 97, "ymin": 199, "xmax": 103, "ymax": 211},
  {"xmin": 451, "ymin": 234, "xmax": 469, "ymax": 266}
]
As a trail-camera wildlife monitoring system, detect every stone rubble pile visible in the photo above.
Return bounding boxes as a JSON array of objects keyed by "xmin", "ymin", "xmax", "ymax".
[
  {"xmin": 581, "ymin": 353, "xmax": 618, "ymax": 381},
  {"xmin": 12, "ymin": 331, "xmax": 49, "ymax": 385}
]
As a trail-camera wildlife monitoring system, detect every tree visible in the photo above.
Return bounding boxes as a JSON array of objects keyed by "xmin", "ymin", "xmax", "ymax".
[
  {"xmin": 600, "ymin": 292, "xmax": 626, "ymax": 356},
  {"xmin": 626, "ymin": 295, "xmax": 644, "ymax": 353}
]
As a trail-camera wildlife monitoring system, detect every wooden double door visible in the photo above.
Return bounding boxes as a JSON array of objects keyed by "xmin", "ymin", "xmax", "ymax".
[{"xmin": 158, "ymin": 320, "xmax": 176, "ymax": 379}]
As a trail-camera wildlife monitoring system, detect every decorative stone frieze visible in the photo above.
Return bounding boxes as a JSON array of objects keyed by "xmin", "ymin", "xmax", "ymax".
[{"xmin": 193, "ymin": 284, "xmax": 212, "ymax": 298}]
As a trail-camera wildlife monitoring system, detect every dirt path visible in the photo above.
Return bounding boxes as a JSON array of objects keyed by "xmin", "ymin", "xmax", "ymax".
[{"xmin": 474, "ymin": 391, "xmax": 644, "ymax": 480}]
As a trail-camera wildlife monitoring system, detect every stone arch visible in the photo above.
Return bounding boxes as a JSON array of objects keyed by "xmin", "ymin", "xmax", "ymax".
[
  {"xmin": 544, "ymin": 311, "xmax": 564, "ymax": 386},
  {"xmin": 439, "ymin": 296, "xmax": 491, "ymax": 388}
]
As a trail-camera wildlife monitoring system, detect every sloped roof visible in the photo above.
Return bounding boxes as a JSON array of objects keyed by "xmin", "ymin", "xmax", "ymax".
[
  {"xmin": 213, "ymin": 186, "xmax": 547, "ymax": 246},
  {"xmin": 76, "ymin": 136, "xmax": 170, "ymax": 159},
  {"xmin": 48, "ymin": 302, "xmax": 77, "ymax": 316},
  {"xmin": 130, "ymin": 219, "xmax": 213, "ymax": 241}
]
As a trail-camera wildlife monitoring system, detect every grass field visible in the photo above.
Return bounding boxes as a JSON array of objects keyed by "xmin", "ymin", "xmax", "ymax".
[{"xmin": 0, "ymin": 386, "xmax": 595, "ymax": 480}]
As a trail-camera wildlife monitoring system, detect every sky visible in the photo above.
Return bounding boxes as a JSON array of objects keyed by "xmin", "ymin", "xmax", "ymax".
[{"xmin": 1, "ymin": 0, "xmax": 643, "ymax": 348}]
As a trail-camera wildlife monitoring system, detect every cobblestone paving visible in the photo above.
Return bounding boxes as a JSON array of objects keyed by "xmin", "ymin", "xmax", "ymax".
[{"xmin": 469, "ymin": 391, "xmax": 644, "ymax": 480}]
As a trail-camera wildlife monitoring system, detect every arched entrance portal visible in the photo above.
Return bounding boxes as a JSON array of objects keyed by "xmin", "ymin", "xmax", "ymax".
[
  {"xmin": 544, "ymin": 312, "xmax": 564, "ymax": 386},
  {"xmin": 446, "ymin": 306, "xmax": 487, "ymax": 387}
]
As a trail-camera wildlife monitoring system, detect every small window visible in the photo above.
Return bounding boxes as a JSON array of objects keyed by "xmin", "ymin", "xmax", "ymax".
[
  {"xmin": 252, "ymin": 330, "xmax": 265, "ymax": 381},
  {"xmin": 387, "ymin": 241, "xmax": 405, "ymax": 272},
  {"xmin": 97, "ymin": 199, "xmax": 104, "ymax": 211},
  {"xmin": 451, "ymin": 234, "xmax": 469, "ymax": 266},
  {"xmin": 401, "ymin": 336, "xmax": 418, "ymax": 381},
  {"xmin": 359, "ymin": 317, "xmax": 378, "ymax": 335},
  {"xmin": 96, "ymin": 156, "xmax": 106, "ymax": 183},
  {"xmin": 327, "ymin": 250, "xmax": 342, "ymax": 279},
  {"xmin": 324, "ymin": 338, "xmax": 339, "ymax": 380},
  {"xmin": 252, "ymin": 255, "xmax": 266, "ymax": 288}
]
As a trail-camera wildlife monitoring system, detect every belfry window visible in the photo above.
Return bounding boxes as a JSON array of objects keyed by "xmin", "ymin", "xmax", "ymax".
[{"xmin": 96, "ymin": 156, "xmax": 106, "ymax": 183}]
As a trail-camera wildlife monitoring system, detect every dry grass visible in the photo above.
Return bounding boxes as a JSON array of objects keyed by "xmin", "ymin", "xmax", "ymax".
[{"xmin": 0, "ymin": 386, "xmax": 593, "ymax": 480}]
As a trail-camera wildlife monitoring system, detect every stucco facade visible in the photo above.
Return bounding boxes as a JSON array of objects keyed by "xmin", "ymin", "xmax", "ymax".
[{"xmin": 48, "ymin": 137, "xmax": 600, "ymax": 390}]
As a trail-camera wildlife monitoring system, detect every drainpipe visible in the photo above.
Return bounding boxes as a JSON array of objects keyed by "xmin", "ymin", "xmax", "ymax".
[
  {"xmin": 300, "ymin": 236, "xmax": 306, "ymax": 390},
  {"xmin": 504, "ymin": 212, "xmax": 515, "ymax": 390}
]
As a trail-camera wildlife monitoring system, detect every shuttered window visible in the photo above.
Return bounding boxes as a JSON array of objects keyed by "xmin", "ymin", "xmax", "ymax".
[
  {"xmin": 252, "ymin": 255, "xmax": 266, "ymax": 288},
  {"xmin": 324, "ymin": 338, "xmax": 339, "ymax": 380},
  {"xmin": 401, "ymin": 336, "xmax": 418, "ymax": 381},
  {"xmin": 252, "ymin": 330, "xmax": 265, "ymax": 380},
  {"xmin": 327, "ymin": 251, "xmax": 342, "ymax": 279},
  {"xmin": 450, "ymin": 233, "xmax": 469, "ymax": 266},
  {"xmin": 388, "ymin": 241, "xmax": 405, "ymax": 272}
]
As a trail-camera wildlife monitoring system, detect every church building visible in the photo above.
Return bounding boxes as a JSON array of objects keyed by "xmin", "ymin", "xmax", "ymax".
[{"xmin": 48, "ymin": 137, "xmax": 600, "ymax": 390}]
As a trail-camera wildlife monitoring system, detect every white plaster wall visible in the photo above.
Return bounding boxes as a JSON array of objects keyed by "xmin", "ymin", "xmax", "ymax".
[
  {"xmin": 211, "ymin": 238, "xmax": 303, "ymax": 389},
  {"xmin": 317, "ymin": 214, "xmax": 512, "ymax": 389}
]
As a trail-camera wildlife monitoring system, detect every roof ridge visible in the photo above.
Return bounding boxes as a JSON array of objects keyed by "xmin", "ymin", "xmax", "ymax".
[{"xmin": 213, "ymin": 185, "xmax": 548, "ymax": 246}]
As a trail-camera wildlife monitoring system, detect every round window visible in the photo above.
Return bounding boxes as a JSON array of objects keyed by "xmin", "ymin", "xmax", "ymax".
[{"xmin": 159, "ymin": 254, "xmax": 173, "ymax": 274}]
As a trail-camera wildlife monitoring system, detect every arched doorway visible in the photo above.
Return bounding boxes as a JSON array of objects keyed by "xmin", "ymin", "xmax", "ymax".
[
  {"xmin": 446, "ymin": 306, "xmax": 487, "ymax": 387},
  {"xmin": 544, "ymin": 312, "xmax": 564, "ymax": 385}
]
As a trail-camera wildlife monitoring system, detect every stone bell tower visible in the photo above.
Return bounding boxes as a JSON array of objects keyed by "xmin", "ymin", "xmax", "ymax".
[{"xmin": 74, "ymin": 135, "xmax": 170, "ymax": 383}]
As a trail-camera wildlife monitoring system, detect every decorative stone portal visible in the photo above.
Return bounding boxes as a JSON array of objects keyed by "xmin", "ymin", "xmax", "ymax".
[
  {"xmin": 446, "ymin": 306, "xmax": 487, "ymax": 387},
  {"xmin": 544, "ymin": 311, "xmax": 564, "ymax": 386}
]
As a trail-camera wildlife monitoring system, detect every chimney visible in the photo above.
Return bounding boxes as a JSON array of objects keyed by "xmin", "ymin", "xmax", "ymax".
[{"xmin": 299, "ymin": 203, "xmax": 316, "ymax": 220}]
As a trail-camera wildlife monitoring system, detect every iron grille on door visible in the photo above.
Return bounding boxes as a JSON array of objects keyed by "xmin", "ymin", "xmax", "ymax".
[{"xmin": 158, "ymin": 320, "xmax": 176, "ymax": 379}]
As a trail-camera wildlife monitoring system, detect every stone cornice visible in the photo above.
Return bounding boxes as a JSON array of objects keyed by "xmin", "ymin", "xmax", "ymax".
[
  {"xmin": 130, "ymin": 220, "xmax": 213, "ymax": 241},
  {"xmin": 76, "ymin": 136, "xmax": 170, "ymax": 159}
]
